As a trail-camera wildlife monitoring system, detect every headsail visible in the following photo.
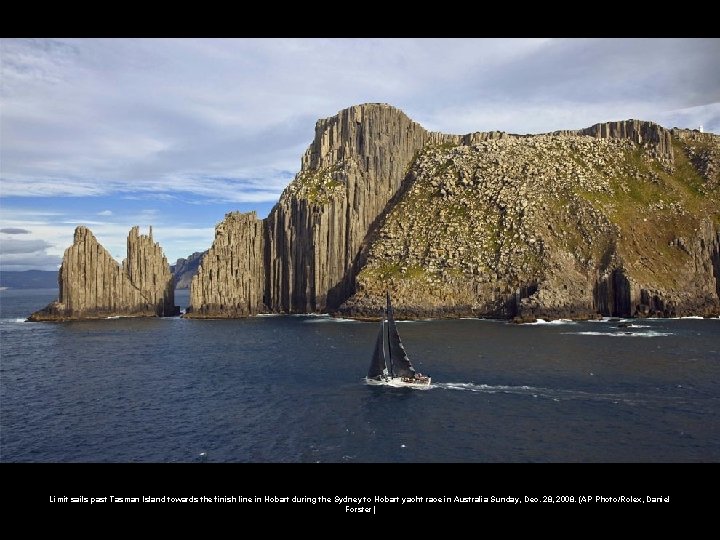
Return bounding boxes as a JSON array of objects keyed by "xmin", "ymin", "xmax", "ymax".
[
  {"xmin": 367, "ymin": 318, "xmax": 387, "ymax": 379},
  {"xmin": 386, "ymin": 291, "xmax": 417, "ymax": 378}
]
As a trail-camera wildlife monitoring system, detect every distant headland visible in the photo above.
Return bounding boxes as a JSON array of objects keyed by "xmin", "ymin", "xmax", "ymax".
[{"xmin": 29, "ymin": 103, "xmax": 720, "ymax": 322}]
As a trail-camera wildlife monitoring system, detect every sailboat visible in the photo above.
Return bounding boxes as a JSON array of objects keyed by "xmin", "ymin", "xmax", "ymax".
[{"xmin": 366, "ymin": 291, "xmax": 431, "ymax": 387}]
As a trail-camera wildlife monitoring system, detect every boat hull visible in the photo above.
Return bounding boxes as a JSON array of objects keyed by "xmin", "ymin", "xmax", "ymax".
[{"xmin": 365, "ymin": 376, "xmax": 432, "ymax": 388}]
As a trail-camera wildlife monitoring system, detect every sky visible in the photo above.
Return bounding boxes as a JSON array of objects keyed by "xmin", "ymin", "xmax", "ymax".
[{"xmin": 1, "ymin": 38, "xmax": 719, "ymax": 271}]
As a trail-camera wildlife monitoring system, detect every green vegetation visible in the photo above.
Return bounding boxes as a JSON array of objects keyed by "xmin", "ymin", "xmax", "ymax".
[
  {"xmin": 295, "ymin": 162, "xmax": 346, "ymax": 204},
  {"xmin": 360, "ymin": 131, "xmax": 719, "ymax": 301}
]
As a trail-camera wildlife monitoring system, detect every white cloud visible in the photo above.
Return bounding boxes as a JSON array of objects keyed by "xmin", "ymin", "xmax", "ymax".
[
  {"xmin": 0, "ymin": 171, "xmax": 292, "ymax": 202},
  {"xmin": 97, "ymin": 210, "xmax": 113, "ymax": 216},
  {"xmin": 0, "ymin": 252, "xmax": 62, "ymax": 271},
  {"xmin": 0, "ymin": 236, "xmax": 60, "ymax": 271},
  {"xmin": 2, "ymin": 38, "xmax": 718, "ymax": 202},
  {"xmin": 0, "ymin": 238, "xmax": 53, "ymax": 254}
]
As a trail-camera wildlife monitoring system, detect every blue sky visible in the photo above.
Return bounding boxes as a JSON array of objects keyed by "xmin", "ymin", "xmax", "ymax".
[{"xmin": 1, "ymin": 38, "xmax": 719, "ymax": 270}]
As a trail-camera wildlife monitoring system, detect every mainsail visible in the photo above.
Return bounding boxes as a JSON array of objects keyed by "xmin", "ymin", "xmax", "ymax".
[
  {"xmin": 385, "ymin": 291, "xmax": 417, "ymax": 379},
  {"xmin": 367, "ymin": 318, "xmax": 387, "ymax": 379}
]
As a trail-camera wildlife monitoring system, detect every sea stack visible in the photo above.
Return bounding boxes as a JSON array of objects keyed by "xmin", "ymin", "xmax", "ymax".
[
  {"xmin": 28, "ymin": 226, "xmax": 177, "ymax": 321},
  {"xmin": 185, "ymin": 211, "xmax": 265, "ymax": 318}
]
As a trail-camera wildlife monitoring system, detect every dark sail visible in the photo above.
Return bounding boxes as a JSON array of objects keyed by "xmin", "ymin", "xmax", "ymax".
[
  {"xmin": 367, "ymin": 319, "xmax": 387, "ymax": 379},
  {"xmin": 386, "ymin": 291, "xmax": 417, "ymax": 379}
]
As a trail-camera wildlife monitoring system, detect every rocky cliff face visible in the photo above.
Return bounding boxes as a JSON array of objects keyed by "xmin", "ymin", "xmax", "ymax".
[
  {"xmin": 171, "ymin": 251, "xmax": 205, "ymax": 289},
  {"xmin": 185, "ymin": 211, "xmax": 265, "ymax": 318},
  {"xmin": 123, "ymin": 226, "xmax": 176, "ymax": 317},
  {"xmin": 187, "ymin": 103, "xmax": 719, "ymax": 321},
  {"xmin": 28, "ymin": 226, "xmax": 176, "ymax": 321},
  {"xmin": 341, "ymin": 125, "xmax": 720, "ymax": 320},
  {"xmin": 263, "ymin": 103, "xmax": 435, "ymax": 313}
]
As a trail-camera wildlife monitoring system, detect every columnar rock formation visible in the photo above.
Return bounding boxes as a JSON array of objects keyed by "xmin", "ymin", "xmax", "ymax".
[
  {"xmin": 28, "ymin": 226, "xmax": 176, "ymax": 321},
  {"xmin": 578, "ymin": 120, "xmax": 674, "ymax": 162},
  {"xmin": 264, "ymin": 104, "xmax": 434, "ymax": 312},
  {"xmin": 185, "ymin": 212, "xmax": 264, "ymax": 318},
  {"xmin": 181, "ymin": 103, "xmax": 720, "ymax": 320},
  {"xmin": 123, "ymin": 226, "xmax": 175, "ymax": 317}
]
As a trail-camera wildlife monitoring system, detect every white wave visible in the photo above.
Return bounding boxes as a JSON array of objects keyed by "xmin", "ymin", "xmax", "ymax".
[
  {"xmin": 435, "ymin": 382, "xmax": 538, "ymax": 393},
  {"xmin": 366, "ymin": 378, "xmax": 432, "ymax": 390},
  {"xmin": 303, "ymin": 317, "xmax": 358, "ymax": 323},
  {"xmin": 563, "ymin": 330, "xmax": 674, "ymax": 337},
  {"xmin": 433, "ymin": 382, "xmax": 649, "ymax": 406},
  {"xmin": 525, "ymin": 318, "xmax": 577, "ymax": 325},
  {"xmin": 254, "ymin": 313, "xmax": 282, "ymax": 317}
]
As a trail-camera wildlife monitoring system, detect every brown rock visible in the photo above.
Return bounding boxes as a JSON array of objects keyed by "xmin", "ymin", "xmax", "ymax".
[
  {"xmin": 28, "ymin": 226, "xmax": 175, "ymax": 321},
  {"xmin": 186, "ymin": 211, "xmax": 264, "ymax": 318},
  {"xmin": 186, "ymin": 104, "xmax": 720, "ymax": 321}
]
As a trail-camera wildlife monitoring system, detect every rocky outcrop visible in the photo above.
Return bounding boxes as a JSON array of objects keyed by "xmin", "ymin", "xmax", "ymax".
[
  {"xmin": 579, "ymin": 120, "xmax": 674, "ymax": 163},
  {"xmin": 28, "ymin": 226, "xmax": 176, "ymax": 321},
  {"xmin": 185, "ymin": 212, "xmax": 264, "ymax": 318},
  {"xmin": 672, "ymin": 129, "xmax": 720, "ymax": 191},
  {"xmin": 263, "ymin": 103, "xmax": 434, "ymax": 313},
  {"xmin": 171, "ymin": 251, "xmax": 205, "ymax": 289},
  {"xmin": 187, "ymin": 103, "xmax": 720, "ymax": 321},
  {"xmin": 123, "ymin": 226, "xmax": 176, "ymax": 317},
  {"xmin": 340, "ymin": 125, "xmax": 720, "ymax": 320}
]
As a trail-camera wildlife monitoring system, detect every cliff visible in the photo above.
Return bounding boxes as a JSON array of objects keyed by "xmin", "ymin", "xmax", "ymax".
[
  {"xmin": 182, "ymin": 103, "xmax": 720, "ymax": 320},
  {"xmin": 264, "ymin": 103, "xmax": 436, "ymax": 312},
  {"xmin": 185, "ymin": 212, "xmax": 264, "ymax": 318},
  {"xmin": 342, "ymin": 124, "xmax": 720, "ymax": 320},
  {"xmin": 28, "ymin": 226, "xmax": 177, "ymax": 321},
  {"xmin": 171, "ymin": 251, "xmax": 205, "ymax": 289}
]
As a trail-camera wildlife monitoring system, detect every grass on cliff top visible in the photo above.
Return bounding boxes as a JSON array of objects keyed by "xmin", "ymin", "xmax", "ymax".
[
  {"xmin": 573, "ymin": 144, "xmax": 715, "ymax": 288},
  {"xmin": 575, "ymin": 146, "xmax": 709, "ymax": 225}
]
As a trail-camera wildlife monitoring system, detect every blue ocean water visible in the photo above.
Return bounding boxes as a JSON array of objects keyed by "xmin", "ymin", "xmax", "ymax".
[{"xmin": 1, "ymin": 288, "xmax": 719, "ymax": 462}]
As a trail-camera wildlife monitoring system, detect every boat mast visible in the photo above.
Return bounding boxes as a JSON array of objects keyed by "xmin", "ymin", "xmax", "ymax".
[
  {"xmin": 386, "ymin": 291, "xmax": 395, "ymax": 377},
  {"xmin": 382, "ymin": 316, "xmax": 390, "ymax": 376}
]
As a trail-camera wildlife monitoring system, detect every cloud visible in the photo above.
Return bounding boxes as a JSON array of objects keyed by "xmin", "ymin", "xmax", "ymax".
[
  {"xmin": 0, "ymin": 238, "xmax": 53, "ymax": 254},
  {"xmin": 0, "ymin": 228, "xmax": 31, "ymax": 234},
  {"xmin": 2, "ymin": 38, "xmax": 718, "ymax": 203},
  {"xmin": 0, "ymin": 237, "xmax": 60, "ymax": 271},
  {"xmin": 97, "ymin": 210, "xmax": 113, "ymax": 216},
  {"xmin": 0, "ymin": 172, "xmax": 293, "ymax": 202},
  {"xmin": 0, "ymin": 252, "xmax": 62, "ymax": 271}
]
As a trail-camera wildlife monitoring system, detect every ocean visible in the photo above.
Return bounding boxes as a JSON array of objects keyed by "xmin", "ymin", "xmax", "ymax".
[{"xmin": 1, "ymin": 288, "xmax": 719, "ymax": 463}]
